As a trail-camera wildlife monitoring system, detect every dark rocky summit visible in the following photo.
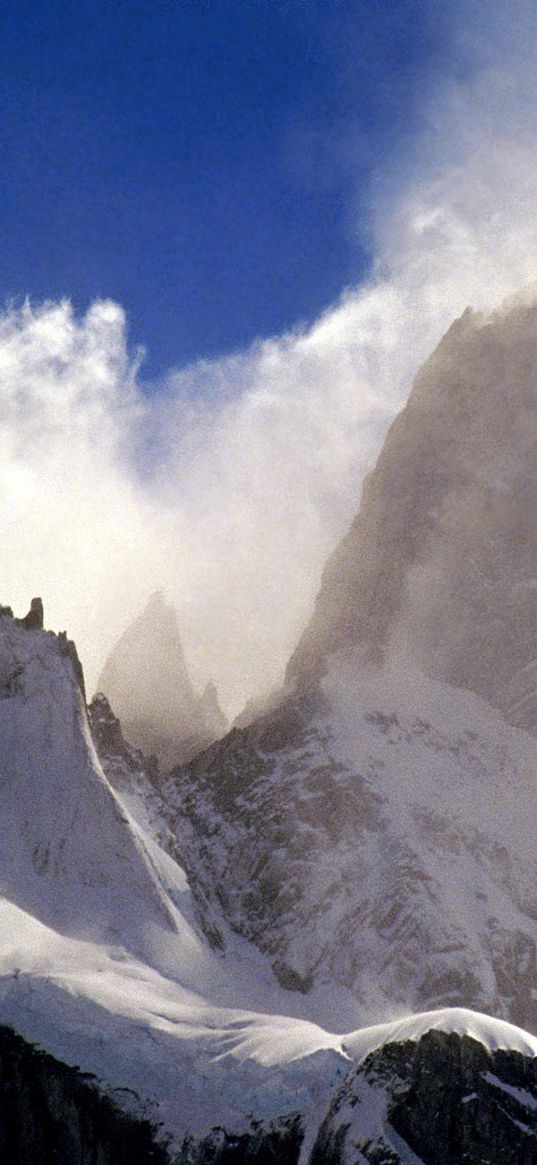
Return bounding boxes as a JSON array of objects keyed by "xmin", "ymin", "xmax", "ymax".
[
  {"xmin": 312, "ymin": 1030, "xmax": 537, "ymax": 1164},
  {"xmin": 0, "ymin": 1025, "xmax": 169, "ymax": 1164},
  {"xmin": 89, "ymin": 690, "xmax": 159, "ymax": 782},
  {"xmin": 1, "ymin": 599, "xmax": 86, "ymax": 697},
  {"xmin": 16, "ymin": 597, "xmax": 44, "ymax": 631},
  {"xmin": 2, "ymin": 597, "xmax": 44, "ymax": 631}
]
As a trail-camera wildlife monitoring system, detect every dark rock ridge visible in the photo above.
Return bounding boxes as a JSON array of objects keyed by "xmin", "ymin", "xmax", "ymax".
[
  {"xmin": 88, "ymin": 691, "xmax": 179, "ymax": 858},
  {"xmin": 16, "ymin": 597, "xmax": 44, "ymax": 630},
  {"xmin": 2, "ymin": 597, "xmax": 45, "ymax": 632},
  {"xmin": 287, "ymin": 301, "xmax": 537, "ymax": 731},
  {"xmin": 89, "ymin": 691, "xmax": 159, "ymax": 784},
  {"xmin": 312, "ymin": 1030, "xmax": 537, "ymax": 1164},
  {"xmin": 0, "ymin": 599, "xmax": 86, "ymax": 697},
  {"xmin": 0, "ymin": 1025, "xmax": 169, "ymax": 1164},
  {"xmin": 97, "ymin": 591, "xmax": 227, "ymax": 770},
  {"xmin": 0, "ymin": 1025, "xmax": 303, "ymax": 1165},
  {"xmin": 176, "ymin": 1115, "xmax": 303, "ymax": 1164},
  {"xmin": 4, "ymin": 1021, "xmax": 536, "ymax": 1165}
]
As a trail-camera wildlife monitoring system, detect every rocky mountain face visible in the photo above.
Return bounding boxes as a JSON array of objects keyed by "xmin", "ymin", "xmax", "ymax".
[
  {"xmin": 163, "ymin": 670, "xmax": 537, "ymax": 1031},
  {"xmin": 5, "ymin": 299, "xmax": 537, "ymax": 1161},
  {"xmin": 311, "ymin": 1028, "xmax": 537, "ymax": 1165},
  {"xmin": 160, "ymin": 300, "xmax": 537, "ymax": 1035},
  {"xmin": 5, "ymin": 1015, "xmax": 537, "ymax": 1165},
  {"xmin": 89, "ymin": 690, "xmax": 156, "ymax": 784},
  {"xmin": 97, "ymin": 592, "xmax": 227, "ymax": 770},
  {"xmin": 88, "ymin": 691, "xmax": 177, "ymax": 858},
  {"xmin": 288, "ymin": 301, "xmax": 537, "ymax": 731}
]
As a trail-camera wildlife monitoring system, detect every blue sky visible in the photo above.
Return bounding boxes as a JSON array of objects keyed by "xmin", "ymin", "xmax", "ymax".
[
  {"xmin": 0, "ymin": 0, "xmax": 458, "ymax": 377},
  {"xmin": 4, "ymin": 0, "xmax": 537, "ymax": 705}
]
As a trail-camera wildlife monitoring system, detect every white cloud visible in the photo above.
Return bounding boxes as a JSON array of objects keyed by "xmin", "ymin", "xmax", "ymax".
[{"xmin": 3, "ymin": 1, "xmax": 537, "ymax": 715}]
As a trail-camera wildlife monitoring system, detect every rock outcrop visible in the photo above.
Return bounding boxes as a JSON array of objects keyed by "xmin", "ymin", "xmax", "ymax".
[
  {"xmin": 0, "ymin": 1026, "xmax": 169, "ymax": 1165},
  {"xmin": 16, "ymin": 597, "xmax": 44, "ymax": 631},
  {"xmin": 312, "ymin": 1029, "xmax": 537, "ymax": 1164},
  {"xmin": 88, "ymin": 691, "xmax": 177, "ymax": 857},
  {"xmin": 89, "ymin": 691, "xmax": 159, "ymax": 784},
  {"xmin": 176, "ymin": 1115, "xmax": 303, "ymax": 1164}
]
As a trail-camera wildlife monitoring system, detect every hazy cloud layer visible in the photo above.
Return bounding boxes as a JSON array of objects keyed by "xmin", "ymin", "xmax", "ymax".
[{"xmin": 3, "ymin": 0, "xmax": 537, "ymax": 714}]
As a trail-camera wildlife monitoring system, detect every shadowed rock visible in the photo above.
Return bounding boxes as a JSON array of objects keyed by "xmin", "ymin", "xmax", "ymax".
[{"xmin": 17, "ymin": 598, "xmax": 44, "ymax": 631}]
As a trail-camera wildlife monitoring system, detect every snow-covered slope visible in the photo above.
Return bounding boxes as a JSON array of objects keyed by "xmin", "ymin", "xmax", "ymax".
[
  {"xmin": 2, "ymin": 607, "xmax": 537, "ymax": 1161},
  {"xmin": 313, "ymin": 1012, "xmax": 537, "ymax": 1165},
  {"xmin": 164, "ymin": 660, "xmax": 537, "ymax": 1034},
  {"xmin": 0, "ymin": 607, "xmax": 348, "ymax": 1143},
  {"xmin": 0, "ymin": 610, "xmax": 188, "ymax": 965},
  {"xmin": 156, "ymin": 300, "xmax": 537, "ymax": 1046}
]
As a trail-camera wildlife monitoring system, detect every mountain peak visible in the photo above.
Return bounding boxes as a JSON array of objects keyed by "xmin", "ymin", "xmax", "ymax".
[
  {"xmin": 287, "ymin": 298, "xmax": 537, "ymax": 728},
  {"xmin": 0, "ymin": 605, "xmax": 178, "ymax": 958},
  {"xmin": 17, "ymin": 597, "xmax": 44, "ymax": 630},
  {"xmin": 97, "ymin": 595, "xmax": 226, "ymax": 769},
  {"xmin": 144, "ymin": 589, "xmax": 170, "ymax": 614}
]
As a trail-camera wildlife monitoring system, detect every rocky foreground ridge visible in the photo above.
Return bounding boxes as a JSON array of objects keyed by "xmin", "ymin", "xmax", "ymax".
[
  {"xmin": 0, "ymin": 1026, "xmax": 168, "ymax": 1165},
  {"xmin": 3, "ymin": 1015, "xmax": 537, "ymax": 1164},
  {"xmin": 311, "ymin": 1025, "xmax": 537, "ymax": 1165}
]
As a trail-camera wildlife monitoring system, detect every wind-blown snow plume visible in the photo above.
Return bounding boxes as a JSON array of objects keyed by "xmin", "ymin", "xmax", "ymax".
[{"xmin": 2, "ymin": 1, "xmax": 537, "ymax": 713}]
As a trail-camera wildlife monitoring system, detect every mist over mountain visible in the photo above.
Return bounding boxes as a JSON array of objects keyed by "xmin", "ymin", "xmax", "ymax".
[
  {"xmin": 160, "ymin": 299, "xmax": 537, "ymax": 1036},
  {"xmin": 97, "ymin": 591, "xmax": 226, "ymax": 769},
  {"xmin": 4, "ymin": 298, "xmax": 537, "ymax": 1161},
  {"xmin": 7, "ymin": 0, "xmax": 537, "ymax": 1156},
  {"xmin": 289, "ymin": 298, "xmax": 537, "ymax": 733}
]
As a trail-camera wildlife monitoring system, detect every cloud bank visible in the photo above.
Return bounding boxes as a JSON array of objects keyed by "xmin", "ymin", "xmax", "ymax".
[{"xmin": 3, "ymin": 0, "xmax": 537, "ymax": 715}]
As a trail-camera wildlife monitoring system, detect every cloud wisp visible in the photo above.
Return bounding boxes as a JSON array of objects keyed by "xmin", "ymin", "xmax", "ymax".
[{"xmin": 3, "ymin": 0, "xmax": 537, "ymax": 715}]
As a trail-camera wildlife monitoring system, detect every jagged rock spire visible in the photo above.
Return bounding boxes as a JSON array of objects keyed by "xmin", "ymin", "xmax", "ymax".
[
  {"xmin": 97, "ymin": 592, "xmax": 226, "ymax": 769},
  {"xmin": 12, "ymin": 597, "xmax": 44, "ymax": 630}
]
